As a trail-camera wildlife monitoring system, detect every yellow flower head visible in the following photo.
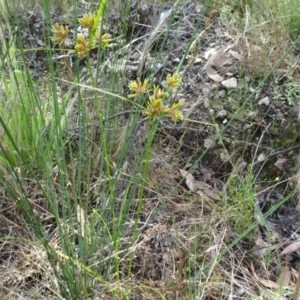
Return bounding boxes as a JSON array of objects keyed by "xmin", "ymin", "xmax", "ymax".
[
  {"xmin": 166, "ymin": 73, "xmax": 182, "ymax": 88},
  {"xmin": 78, "ymin": 13, "xmax": 97, "ymax": 30},
  {"xmin": 143, "ymin": 97, "xmax": 169, "ymax": 120},
  {"xmin": 128, "ymin": 78, "xmax": 150, "ymax": 98},
  {"xmin": 51, "ymin": 23, "xmax": 69, "ymax": 45},
  {"xmin": 75, "ymin": 35, "xmax": 89, "ymax": 58},
  {"xmin": 94, "ymin": 32, "xmax": 111, "ymax": 49},
  {"xmin": 167, "ymin": 101, "xmax": 184, "ymax": 120},
  {"xmin": 153, "ymin": 85, "xmax": 168, "ymax": 99}
]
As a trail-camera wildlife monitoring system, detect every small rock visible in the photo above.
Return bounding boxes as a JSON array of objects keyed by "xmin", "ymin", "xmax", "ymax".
[
  {"xmin": 235, "ymin": 287, "xmax": 246, "ymax": 297},
  {"xmin": 236, "ymin": 161, "xmax": 247, "ymax": 172},
  {"xmin": 258, "ymin": 96, "xmax": 270, "ymax": 106},
  {"xmin": 204, "ymin": 48, "xmax": 217, "ymax": 60},
  {"xmin": 220, "ymin": 152, "xmax": 228, "ymax": 162},
  {"xmin": 221, "ymin": 77, "xmax": 237, "ymax": 89},
  {"xmin": 247, "ymin": 111, "xmax": 257, "ymax": 118},
  {"xmin": 257, "ymin": 153, "xmax": 266, "ymax": 162},
  {"xmin": 202, "ymin": 83, "xmax": 211, "ymax": 95},
  {"xmin": 193, "ymin": 57, "xmax": 202, "ymax": 64},
  {"xmin": 240, "ymin": 122, "xmax": 251, "ymax": 130},
  {"xmin": 216, "ymin": 109, "xmax": 227, "ymax": 118},
  {"xmin": 218, "ymin": 90, "xmax": 226, "ymax": 98},
  {"xmin": 225, "ymin": 72, "xmax": 234, "ymax": 76}
]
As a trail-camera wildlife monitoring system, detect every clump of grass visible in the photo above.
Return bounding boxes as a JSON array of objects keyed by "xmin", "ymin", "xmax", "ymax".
[
  {"xmin": 205, "ymin": 0, "xmax": 299, "ymax": 74},
  {"xmin": 224, "ymin": 170, "xmax": 256, "ymax": 233},
  {"xmin": 0, "ymin": 0, "xmax": 187, "ymax": 298}
]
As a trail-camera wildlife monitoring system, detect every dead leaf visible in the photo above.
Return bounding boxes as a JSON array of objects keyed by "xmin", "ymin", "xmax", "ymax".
[
  {"xmin": 228, "ymin": 49, "xmax": 242, "ymax": 61},
  {"xmin": 250, "ymin": 262, "xmax": 279, "ymax": 289},
  {"xmin": 214, "ymin": 28, "xmax": 235, "ymax": 41},
  {"xmin": 251, "ymin": 231, "xmax": 273, "ymax": 257},
  {"xmin": 179, "ymin": 169, "xmax": 194, "ymax": 192},
  {"xmin": 205, "ymin": 66, "xmax": 224, "ymax": 82},
  {"xmin": 204, "ymin": 138, "xmax": 213, "ymax": 149},
  {"xmin": 211, "ymin": 53, "xmax": 232, "ymax": 68},
  {"xmin": 179, "ymin": 169, "xmax": 221, "ymax": 200},
  {"xmin": 76, "ymin": 204, "xmax": 91, "ymax": 244},
  {"xmin": 214, "ymin": 27, "xmax": 226, "ymax": 36},
  {"xmin": 277, "ymin": 265, "xmax": 292, "ymax": 287},
  {"xmin": 281, "ymin": 240, "xmax": 300, "ymax": 255},
  {"xmin": 274, "ymin": 157, "xmax": 288, "ymax": 171},
  {"xmin": 204, "ymin": 48, "xmax": 217, "ymax": 60},
  {"xmin": 179, "ymin": 169, "xmax": 206, "ymax": 192},
  {"xmin": 198, "ymin": 188, "xmax": 221, "ymax": 201}
]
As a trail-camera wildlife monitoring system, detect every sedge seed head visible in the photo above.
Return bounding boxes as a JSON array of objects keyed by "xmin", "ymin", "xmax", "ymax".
[
  {"xmin": 143, "ymin": 97, "xmax": 169, "ymax": 120},
  {"xmin": 167, "ymin": 101, "xmax": 184, "ymax": 120},
  {"xmin": 78, "ymin": 13, "xmax": 97, "ymax": 30},
  {"xmin": 166, "ymin": 73, "xmax": 182, "ymax": 88},
  {"xmin": 153, "ymin": 85, "xmax": 168, "ymax": 99},
  {"xmin": 94, "ymin": 32, "xmax": 111, "ymax": 48},
  {"xmin": 128, "ymin": 78, "xmax": 150, "ymax": 98},
  {"xmin": 75, "ymin": 35, "xmax": 89, "ymax": 57},
  {"xmin": 51, "ymin": 23, "xmax": 69, "ymax": 45}
]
